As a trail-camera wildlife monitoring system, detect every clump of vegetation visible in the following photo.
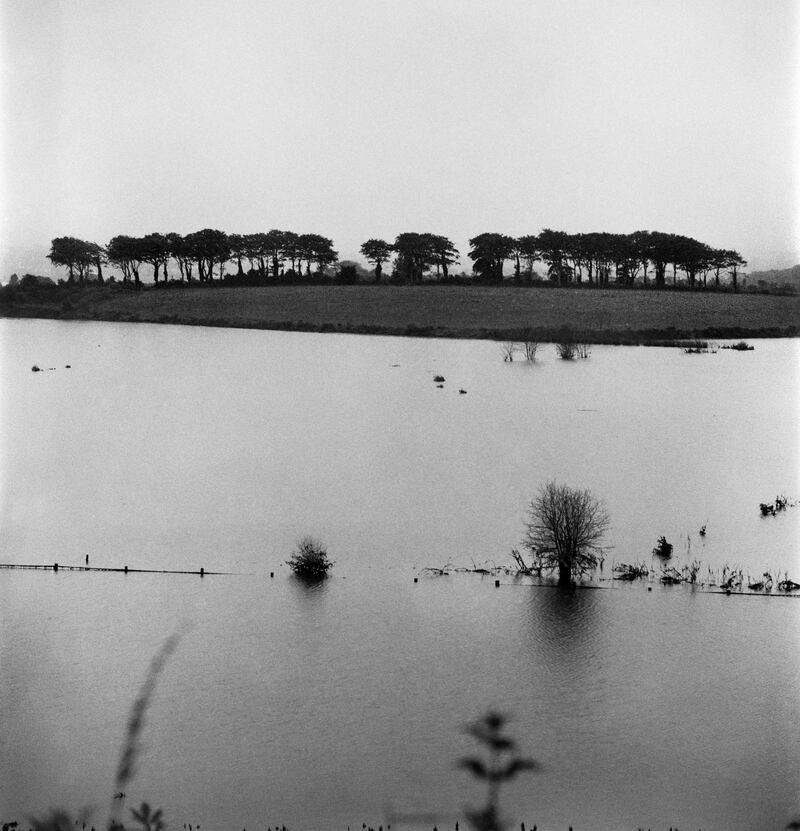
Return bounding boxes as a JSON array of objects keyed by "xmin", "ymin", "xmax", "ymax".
[
  {"xmin": 652, "ymin": 536, "xmax": 673, "ymax": 558},
  {"xmin": 681, "ymin": 559, "xmax": 702, "ymax": 584},
  {"xmin": 286, "ymin": 536, "xmax": 333, "ymax": 579},
  {"xmin": 721, "ymin": 341, "xmax": 754, "ymax": 351},
  {"xmin": 555, "ymin": 337, "xmax": 590, "ymax": 360},
  {"xmin": 719, "ymin": 564, "xmax": 743, "ymax": 590},
  {"xmin": 759, "ymin": 494, "xmax": 793, "ymax": 516},
  {"xmin": 660, "ymin": 566, "xmax": 682, "ymax": 584},
  {"xmin": 458, "ymin": 712, "xmax": 537, "ymax": 831},
  {"xmin": 748, "ymin": 573, "xmax": 771, "ymax": 592},
  {"xmin": 612, "ymin": 562, "xmax": 649, "ymax": 581},
  {"xmin": 433, "ymin": 374, "xmax": 446, "ymax": 383},
  {"xmin": 520, "ymin": 336, "xmax": 539, "ymax": 361},
  {"xmin": 555, "ymin": 340, "xmax": 576, "ymax": 360},
  {"xmin": 778, "ymin": 575, "xmax": 800, "ymax": 592},
  {"xmin": 682, "ymin": 340, "xmax": 718, "ymax": 353}
]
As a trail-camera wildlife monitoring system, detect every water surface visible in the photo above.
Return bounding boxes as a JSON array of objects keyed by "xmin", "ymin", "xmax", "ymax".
[{"xmin": 1, "ymin": 320, "xmax": 798, "ymax": 831}]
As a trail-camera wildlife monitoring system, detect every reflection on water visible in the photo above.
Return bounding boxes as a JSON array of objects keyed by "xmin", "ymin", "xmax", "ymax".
[
  {"xmin": 288, "ymin": 574, "xmax": 332, "ymax": 599},
  {"xmin": 525, "ymin": 586, "xmax": 602, "ymax": 684},
  {"xmin": 1, "ymin": 321, "xmax": 799, "ymax": 831}
]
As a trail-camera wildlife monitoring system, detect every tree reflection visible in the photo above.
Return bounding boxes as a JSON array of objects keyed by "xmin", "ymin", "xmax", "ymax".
[{"xmin": 524, "ymin": 587, "xmax": 602, "ymax": 684}]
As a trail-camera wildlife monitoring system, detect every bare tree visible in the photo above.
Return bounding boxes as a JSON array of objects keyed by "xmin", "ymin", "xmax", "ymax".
[
  {"xmin": 519, "ymin": 329, "xmax": 539, "ymax": 361},
  {"xmin": 500, "ymin": 342, "xmax": 517, "ymax": 361},
  {"xmin": 522, "ymin": 481, "xmax": 610, "ymax": 585}
]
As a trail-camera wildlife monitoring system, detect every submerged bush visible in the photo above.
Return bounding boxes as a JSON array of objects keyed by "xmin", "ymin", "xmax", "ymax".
[
  {"xmin": 286, "ymin": 536, "xmax": 333, "ymax": 578},
  {"xmin": 500, "ymin": 341, "xmax": 517, "ymax": 361},
  {"xmin": 652, "ymin": 535, "xmax": 673, "ymax": 558},
  {"xmin": 555, "ymin": 340, "xmax": 576, "ymax": 360}
]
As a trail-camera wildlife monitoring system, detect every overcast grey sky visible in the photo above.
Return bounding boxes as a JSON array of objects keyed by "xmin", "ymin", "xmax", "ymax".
[{"xmin": 1, "ymin": 0, "xmax": 797, "ymax": 276}]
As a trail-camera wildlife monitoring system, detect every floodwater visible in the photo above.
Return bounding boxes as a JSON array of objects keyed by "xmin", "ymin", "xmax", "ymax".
[{"xmin": 1, "ymin": 319, "xmax": 798, "ymax": 831}]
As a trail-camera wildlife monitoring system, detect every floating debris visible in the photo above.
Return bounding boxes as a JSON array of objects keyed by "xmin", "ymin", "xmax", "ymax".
[
  {"xmin": 660, "ymin": 567, "xmax": 682, "ymax": 584},
  {"xmin": 612, "ymin": 562, "xmax": 649, "ymax": 581},
  {"xmin": 433, "ymin": 375, "xmax": 445, "ymax": 383},
  {"xmin": 420, "ymin": 565, "xmax": 451, "ymax": 576}
]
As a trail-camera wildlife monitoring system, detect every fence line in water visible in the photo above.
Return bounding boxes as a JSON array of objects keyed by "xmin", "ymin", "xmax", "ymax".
[{"xmin": 0, "ymin": 563, "xmax": 225, "ymax": 575}]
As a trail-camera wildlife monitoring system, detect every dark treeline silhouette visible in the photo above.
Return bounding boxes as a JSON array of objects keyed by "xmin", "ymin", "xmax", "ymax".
[
  {"xmin": 45, "ymin": 227, "xmax": 748, "ymax": 291},
  {"xmin": 47, "ymin": 230, "xmax": 338, "ymax": 288},
  {"xmin": 468, "ymin": 229, "xmax": 747, "ymax": 291}
]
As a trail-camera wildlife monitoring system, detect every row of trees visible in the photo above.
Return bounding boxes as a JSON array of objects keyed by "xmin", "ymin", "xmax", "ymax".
[
  {"xmin": 48, "ymin": 228, "xmax": 747, "ymax": 290},
  {"xmin": 359, "ymin": 230, "xmax": 747, "ymax": 290},
  {"xmin": 467, "ymin": 230, "xmax": 746, "ymax": 289},
  {"xmin": 48, "ymin": 230, "xmax": 338, "ymax": 286}
]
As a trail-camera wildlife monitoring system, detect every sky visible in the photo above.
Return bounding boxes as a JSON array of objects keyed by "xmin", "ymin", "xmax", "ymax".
[{"xmin": 1, "ymin": 0, "xmax": 798, "ymax": 278}]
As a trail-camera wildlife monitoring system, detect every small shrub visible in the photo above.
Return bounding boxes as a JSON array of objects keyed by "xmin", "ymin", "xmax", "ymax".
[
  {"xmin": 555, "ymin": 341, "xmax": 576, "ymax": 360},
  {"xmin": 652, "ymin": 535, "xmax": 673, "ymax": 558},
  {"xmin": 575, "ymin": 342, "xmax": 591, "ymax": 359},
  {"xmin": 286, "ymin": 536, "xmax": 333, "ymax": 579},
  {"xmin": 519, "ymin": 330, "xmax": 540, "ymax": 361}
]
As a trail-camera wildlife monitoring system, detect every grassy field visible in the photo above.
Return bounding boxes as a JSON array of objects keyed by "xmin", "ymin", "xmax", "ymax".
[{"xmin": 2, "ymin": 282, "xmax": 799, "ymax": 342}]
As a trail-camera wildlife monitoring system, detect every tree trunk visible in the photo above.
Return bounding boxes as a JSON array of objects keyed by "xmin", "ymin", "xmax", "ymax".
[
  {"xmin": 558, "ymin": 561, "xmax": 572, "ymax": 586},
  {"xmin": 375, "ymin": 261, "xmax": 382, "ymax": 282}
]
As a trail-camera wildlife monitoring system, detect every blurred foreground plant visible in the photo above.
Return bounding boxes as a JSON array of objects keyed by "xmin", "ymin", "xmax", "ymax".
[
  {"xmin": 26, "ymin": 633, "xmax": 181, "ymax": 831},
  {"xmin": 458, "ymin": 712, "xmax": 538, "ymax": 831}
]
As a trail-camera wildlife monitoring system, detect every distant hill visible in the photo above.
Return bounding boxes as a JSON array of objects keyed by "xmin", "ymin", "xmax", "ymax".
[{"xmin": 748, "ymin": 264, "xmax": 800, "ymax": 290}]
